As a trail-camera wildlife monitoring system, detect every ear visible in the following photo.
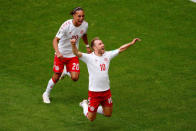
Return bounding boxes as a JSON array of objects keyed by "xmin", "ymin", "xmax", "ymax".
[{"xmin": 93, "ymin": 46, "xmax": 97, "ymax": 51}]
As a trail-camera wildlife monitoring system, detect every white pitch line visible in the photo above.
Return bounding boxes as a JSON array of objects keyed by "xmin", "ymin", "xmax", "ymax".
[{"xmin": 190, "ymin": 0, "xmax": 196, "ymax": 3}]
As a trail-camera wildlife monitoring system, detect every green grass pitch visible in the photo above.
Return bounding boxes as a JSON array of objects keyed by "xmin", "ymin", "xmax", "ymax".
[{"xmin": 0, "ymin": 0, "xmax": 196, "ymax": 130}]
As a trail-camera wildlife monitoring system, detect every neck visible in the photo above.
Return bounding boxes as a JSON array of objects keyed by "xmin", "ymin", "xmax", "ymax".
[
  {"xmin": 94, "ymin": 51, "xmax": 103, "ymax": 56},
  {"xmin": 72, "ymin": 20, "xmax": 80, "ymax": 27}
]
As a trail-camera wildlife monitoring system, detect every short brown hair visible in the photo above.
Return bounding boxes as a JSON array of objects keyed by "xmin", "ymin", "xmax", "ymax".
[{"xmin": 91, "ymin": 37, "xmax": 100, "ymax": 50}]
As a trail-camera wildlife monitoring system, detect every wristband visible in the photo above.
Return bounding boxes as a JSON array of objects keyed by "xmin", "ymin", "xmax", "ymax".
[{"xmin": 86, "ymin": 44, "xmax": 90, "ymax": 48}]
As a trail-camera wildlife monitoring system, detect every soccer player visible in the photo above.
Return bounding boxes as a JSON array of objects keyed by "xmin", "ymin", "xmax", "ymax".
[
  {"xmin": 42, "ymin": 7, "xmax": 91, "ymax": 103},
  {"xmin": 71, "ymin": 37, "xmax": 141, "ymax": 121}
]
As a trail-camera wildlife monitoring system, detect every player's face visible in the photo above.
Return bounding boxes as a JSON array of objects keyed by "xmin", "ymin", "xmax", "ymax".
[
  {"xmin": 73, "ymin": 10, "xmax": 85, "ymax": 26},
  {"xmin": 94, "ymin": 40, "xmax": 105, "ymax": 54}
]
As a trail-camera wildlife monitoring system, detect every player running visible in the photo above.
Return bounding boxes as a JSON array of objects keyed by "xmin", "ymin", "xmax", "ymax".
[
  {"xmin": 71, "ymin": 37, "xmax": 141, "ymax": 121},
  {"xmin": 42, "ymin": 7, "xmax": 91, "ymax": 104}
]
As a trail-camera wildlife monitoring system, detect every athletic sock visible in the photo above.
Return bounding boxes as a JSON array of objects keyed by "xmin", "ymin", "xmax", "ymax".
[
  {"xmin": 97, "ymin": 106, "xmax": 103, "ymax": 114},
  {"xmin": 45, "ymin": 78, "xmax": 56, "ymax": 95},
  {"xmin": 82, "ymin": 102, "xmax": 88, "ymax": 116},
  {"xmin": 67, "ymin": 72, "xmax": 71, "ymax": 77}
]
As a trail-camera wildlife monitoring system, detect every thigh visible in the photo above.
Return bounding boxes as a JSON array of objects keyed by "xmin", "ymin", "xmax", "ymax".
[
  {"xmin": 102, "ymin": 106, "xmax": 113, "ymax": 116},
  {"xmin": 88, "ymin": 92, "xmax": 101, "ymax": 113},
  {"xmin": 88, "ymin": 97, "xmax": 100, "ymax": 113},
  {"xmin": 101, "ymin": 90, "xmax": 113, "ymax": 116},
  {"xmin": 101, "ymin": 90, "xmax": 113, "ymax": 107},
  {"xmin": 66, "ymin": 57, "xmax": 80, "ymax": 73},
  {"xmin": 53, "ymin": 55, "xmax": 64, "ymax": 73}
]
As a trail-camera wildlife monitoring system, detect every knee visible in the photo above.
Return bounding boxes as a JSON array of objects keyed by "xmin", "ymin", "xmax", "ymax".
[
  {"xmin": 87, "ymin": 114, "xmax": 96, "ymax": 122},
  {"xmin": 70, "ymin": 72, "xmax": 79, "ymax": 81},
  {"xmin": 53, "ymin": 73, "xmax": 61, "ymax": 82},
  {"xmin": 88, "ymin": 117, "xmax": 96, "ymax": 122},
  {"xmin": 71, "ymin": 76, "xmax": 79, "ymax": 81}
]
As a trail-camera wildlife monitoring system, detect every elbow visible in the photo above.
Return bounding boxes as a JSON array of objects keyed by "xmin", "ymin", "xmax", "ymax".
[
  {"xmin": 53, "ymin": 37, "xmax": 59, "ymax": 44},
  {"xmin": 53, "ymin": 37, "xmax": 57, "ymax": 43}
]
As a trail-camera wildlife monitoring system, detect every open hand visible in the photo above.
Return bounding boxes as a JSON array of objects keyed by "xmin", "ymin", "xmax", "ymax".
[
  {"xmin": 131, "ymin": 38, "xmax": 141, "ymax": 45},
  {"xmin": 56, "ymin": 52, "xmax": 63, "ymax": 59}
]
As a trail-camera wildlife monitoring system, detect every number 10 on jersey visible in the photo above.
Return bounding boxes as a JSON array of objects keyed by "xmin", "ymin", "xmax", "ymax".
[{"xmin": 100, "ymin": 64, "xmax": 106, "ymax": 71}]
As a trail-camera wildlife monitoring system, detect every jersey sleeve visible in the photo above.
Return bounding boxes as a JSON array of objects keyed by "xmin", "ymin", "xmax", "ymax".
[
  {"xmin": 80, "ymin": 53, "xmax": 91, "ymax": 63},
  {"xmin": 108, "ymin": 49, "xmax": 119, "ymax": 60},
  {"xmin": 56, "ymin": 22, "xmax": 68, "ymax": 39},
  {"xmin": 83, "ymin": 22, "xmax": 88, "ymax": 34}
]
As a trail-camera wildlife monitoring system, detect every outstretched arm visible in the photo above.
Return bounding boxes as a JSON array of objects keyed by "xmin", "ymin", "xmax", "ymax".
[
  {"xmin": 70, "ymin": 39, "xmax": 83, "ymax": 58},
  {"xmin": 119, "ymin": 38, "xmax": 141, "ymax": 53}
]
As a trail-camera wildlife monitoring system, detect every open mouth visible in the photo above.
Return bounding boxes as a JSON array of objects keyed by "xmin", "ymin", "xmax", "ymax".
[{"xmin": 78, "ymin": 20, "xmax": 83, "ymax": 24}]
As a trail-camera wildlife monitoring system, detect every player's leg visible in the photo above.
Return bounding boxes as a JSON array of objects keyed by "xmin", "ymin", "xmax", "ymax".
[
  {"xmin": 87, "ymin": 111, "xmax": 97, "ymax": 121},
  {"xmin": 70, "ymin": 72, "xmax": 79, "ymax": 81},
  {"xmin": 66, "ymin": 57, "xmax": 80, "ymax": 81},
  {"xmin": 52, "ymin": 72, "xmax": 62, "ymax": 82},
  {"xmin": 79, "ymin": 100, "xmax": 97, "ymax": 121},
  {"xmin": 101, "ymin": 90, "xmax": 113, "ymax": 117},
  {"xmin": 102, "ymin": 106, "xmax": 112, "ymax": 117},
  {"xmin": 42, "ymin": 73, "xmax": 61, "ymax": 103},
  {"xmin": 86, "ymin": 92, "xmax": 101, "ymax": 121},
  {"xmin": 79, "ymin": 91, "xmax": 100, "ymax": 121},
  {"xmin": 42, "ymin": 55, "xmax": 64, "ymax": 103},
  {"xmin": 44, "ymin": 73, "xmax": 61, "ymax": 94}
]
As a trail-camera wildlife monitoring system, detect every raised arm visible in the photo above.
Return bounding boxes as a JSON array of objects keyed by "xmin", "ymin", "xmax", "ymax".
[
  {"xmin": 70, "ymin": 39, "xmax": 83, "ymax": 58},
  {"xmin": 118, "ymin": 38, "xmax": 141, "ymax": 53},
  {"xmin": 82, "ymin": 34, "xmax": 92, "ymax": 53}
]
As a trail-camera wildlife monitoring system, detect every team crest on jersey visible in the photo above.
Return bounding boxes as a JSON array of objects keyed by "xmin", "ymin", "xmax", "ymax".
[
  {"xmin": 80, "ymin": 30, "xmax": 84, "ymax": 34},
  {"xmin": 104, "ymin": 58, "xmax": 108, "ymax": 62}
]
